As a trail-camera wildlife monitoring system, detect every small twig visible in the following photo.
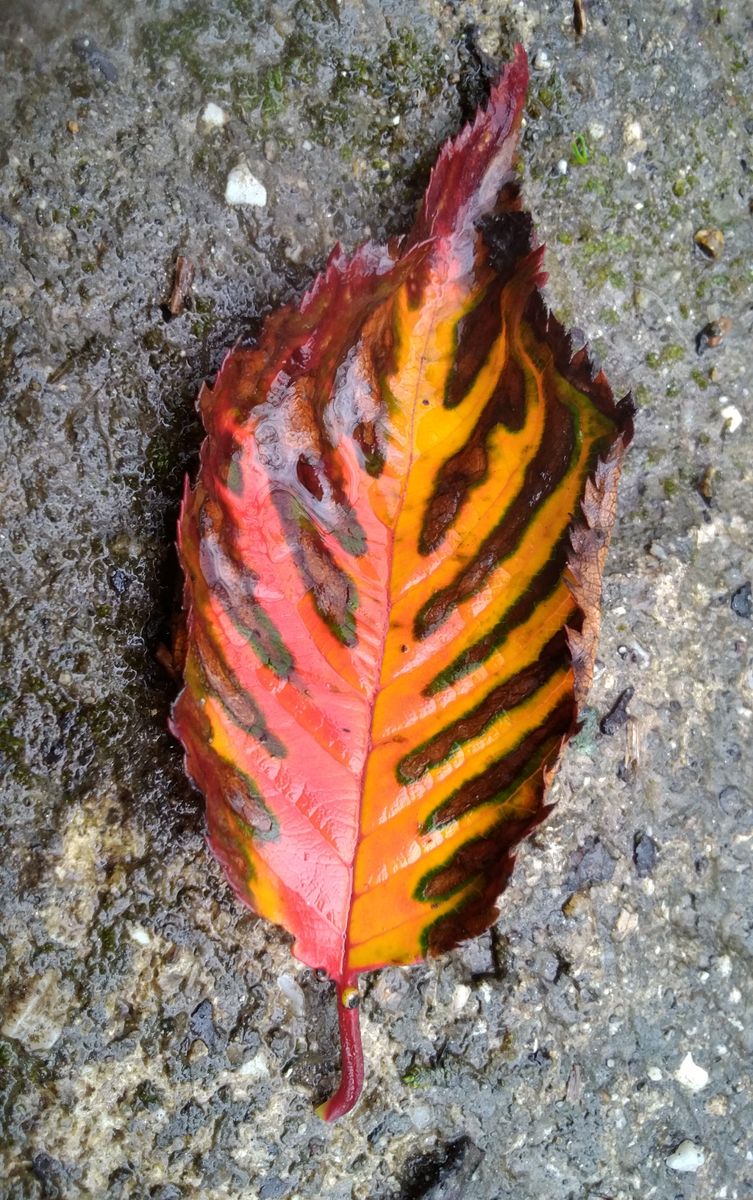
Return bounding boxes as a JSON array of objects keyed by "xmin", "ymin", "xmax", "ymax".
[
  {"xmin": 163, "ymin": 255, "xmax": 195, "ymax": 318},
  {"xmin": 600, "ymin": 685, "xmax": 634, "ymax": 735}
]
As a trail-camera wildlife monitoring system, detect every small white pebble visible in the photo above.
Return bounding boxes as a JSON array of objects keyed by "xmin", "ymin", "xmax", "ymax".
[
  {"xmin": 588, "ymin": 121, "xmax": 606, "ymax": 141},
  {"xmin": 237, "ymin": 1051, "xmax": 269, "ymax": 1079},
  {"xmin": 391, "ymin": 114, "xmax": 400, "ymax": 126},
  {"xmin": 696, "ymin": 520, "xmax": 717, "ymax": 545},
  {"xmin": 225, "ymin": 162, "xmax": 267, "ymax": 207},
  {"xmin": 408, "ymin": 1104, "xmax": 434, "ymax": 1130},
  {"xmin": 453, "ymin": 984, "xmax": 471, "ymax": 1012},
  {"xmin": 647, "ymin": 1066, "xmax": 663, "ymax": 1082},
  {"xmin": 302, "ymin": 138, "xmax": 313, "ymax": 151},
  {"xmin": 667, "ymin": 1141, "xmax": 705, "ymax": 1173},
  {"xmin": 200, "ymin": 101, "xmax": 228, "ymax": 129},
  {"xmin": 721, "ymin": 404, "xmax": 742, "ymax": 433},
  {"xmin": 278, "ymin": 972, "xmax": 305, "ymax": 1016},
  {"xmin": 716, "ymin": 955, "xmax": 732, "ymax": 977},
  {"xmin": 614, "ymin": 909, "xmax": 638, "ymax": 941},
  {"xmin": 128, "ymin": 924, "xmax": 151, "ymax": 947},
  {"xmin": 284, "ymin": 239, "xmax": 303, "ymax": 264},
  {"xmin": 557, "ymin": 158, "xmax": 568, "ymax": 175},
  {"xmin": 675, "ymin": 1052, "xmax": 709, "ymax": 1093},
  {"xmin": 729, "ymin": 986, "xmax": 742, "ymax": 1003},
  {"xmin": 533, "ymin": 50, "xmax": 550, "ymax": 70},
  {"xmin": 624, "ymin": 119, "xmax": 643, "ymax": 144}
]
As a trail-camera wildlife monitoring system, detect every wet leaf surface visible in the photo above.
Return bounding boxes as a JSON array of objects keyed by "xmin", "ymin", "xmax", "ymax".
[{"xmin": 172, "ymin": 47, "xmax": 632, "ymax": 1119}]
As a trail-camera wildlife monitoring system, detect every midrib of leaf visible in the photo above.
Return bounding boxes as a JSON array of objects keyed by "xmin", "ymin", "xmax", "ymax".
[{"xmin": 339, "ymin": 279, "xmax": 442, "ymax": 984}]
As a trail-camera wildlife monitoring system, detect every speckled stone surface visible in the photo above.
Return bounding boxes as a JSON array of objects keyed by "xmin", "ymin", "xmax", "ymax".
[{"xmin": 1, "ymin": 2, "xmax": 751, "ymax": 1197}]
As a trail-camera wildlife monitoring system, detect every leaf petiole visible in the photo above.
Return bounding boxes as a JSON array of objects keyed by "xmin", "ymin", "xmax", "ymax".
[{"xmin": 316, "ymin": 983, "xmax": 364, "ymax": 1121}]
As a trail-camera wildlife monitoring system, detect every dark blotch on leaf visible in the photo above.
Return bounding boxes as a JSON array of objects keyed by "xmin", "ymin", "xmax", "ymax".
[{"xmin": 296, "ymin": 455, "xmax": 324, "ymax": 501}]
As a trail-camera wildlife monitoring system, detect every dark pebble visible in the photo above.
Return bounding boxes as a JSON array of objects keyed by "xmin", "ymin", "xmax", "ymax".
[
  {"xmin": 45, "ymin": 738, "xmax": 66, "ymax": 766},
  {"xmin": 399, "ymin": 1135, "xmax": 484, "ymax": 1200},
  {"xmin": 633, "ymin": 831, "xmax": 658, "ymax": 877},
  {"xmin": 187, "ymin": 998, "xmax": 220, "ymax": 1051},
  {"xmin": 600, "ymin": 685, "xmax": 635, "ymax": 735},
  {"xmin": 730, "ymin": 582, "xmax": 752, "ymax": 619},
  {"xmin": 71, "ymin": 36, "xmax": 118, "ymax": 82},
  {"xmin": 566, "ymin": 835, "xmax": 617, "ymax": 890},
  {"xmin": 109, "ymin": 567, "xmax": 131, "ymax": 596},
  {"xmin": 696, "ymin": 316, "xmax": 731, "ymax": 355},
  {"xmin": 32, "ymin": 1151, "xmax": 69, "ymax": 1195}
]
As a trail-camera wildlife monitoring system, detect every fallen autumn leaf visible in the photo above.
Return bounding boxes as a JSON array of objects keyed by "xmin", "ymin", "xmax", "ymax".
[{"xmin": 170, "ymin": 44, "xmax": 633, "ymax": 1120}]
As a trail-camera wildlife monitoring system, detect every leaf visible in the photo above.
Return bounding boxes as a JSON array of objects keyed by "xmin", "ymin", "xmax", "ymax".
[{"xmin": 171, "ymin": 45, "xmax": 633, "ymax": 1120}]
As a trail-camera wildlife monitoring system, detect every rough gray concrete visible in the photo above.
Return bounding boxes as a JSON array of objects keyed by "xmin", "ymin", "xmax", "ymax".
[{"xmin": 1, "ymin": 1, "xmax": 751, "ymax": 1197}]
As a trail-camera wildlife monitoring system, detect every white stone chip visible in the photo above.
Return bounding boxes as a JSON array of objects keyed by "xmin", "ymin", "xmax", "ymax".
[
  {"xmin": 675, "ymin": 1052, "xmax": 709, "ymax": 1092},
  {"xmin": 624, "ymin": 119, "xmax": 643, "ymax": 144},
  {"xmin": 225, "ymin": 162, "xmax": 267, "ymax": 207},
  {"xmin": 408, "ymin": 1103, "xmax": 434, "ymax": 1130},
  {"xmin": 200, "ymin": 101, "xmax": 228, "ymax": 129},
  {"xmin": 1, "ymin": 970, "xmax": 67, "ymax": 1051},
  {"xmin": 667, "ymin": 1141, "xmax": 705, "ymax": 1173},
  {"xmin": 278, "ymin": 972, "xmax": 305, "ymax": 1016},
  {"xmin": 129, "ymin": 923, "xmax": 151, "ymax": 946},
  {"xmin": 721, "ymin": 404, "xmax": 742, "ymax": 433},
  {"xmin": 237, "ymin": 1051, "xmax": 270, "ymax": 1079},
  {"xmin": 453, "ymin": 984, "xmax": 471, "ymax": 1012}
]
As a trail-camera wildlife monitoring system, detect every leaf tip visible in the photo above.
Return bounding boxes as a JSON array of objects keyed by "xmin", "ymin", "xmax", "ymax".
[{"xmin": 409, "ymin": 43, "xmax": 530, "ymax": 246}]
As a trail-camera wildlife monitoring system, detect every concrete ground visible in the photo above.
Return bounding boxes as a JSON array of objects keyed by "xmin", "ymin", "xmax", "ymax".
[{"xmin": 1, "ymin": 1, "xmax": 751, "ymax": 1197}]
